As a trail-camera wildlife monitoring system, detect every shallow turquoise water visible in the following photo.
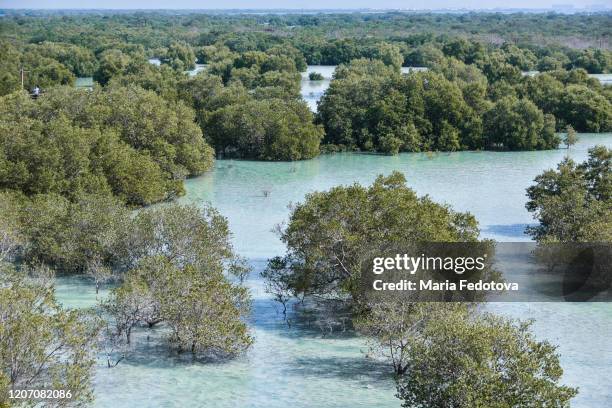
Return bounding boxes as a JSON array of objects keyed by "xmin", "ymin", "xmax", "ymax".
[
  {"xmin": 55, "ymin": 134, "xmax": 612, "ymax": 407},
  {"xmin": 180, "ymin": 134, "xmax": 612, "ymax": 258}
]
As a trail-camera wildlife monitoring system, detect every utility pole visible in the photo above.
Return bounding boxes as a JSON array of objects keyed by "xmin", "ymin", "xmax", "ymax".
[{"xmin": 20, "ymin": 66, "xmax": 29, "ymax": 90}]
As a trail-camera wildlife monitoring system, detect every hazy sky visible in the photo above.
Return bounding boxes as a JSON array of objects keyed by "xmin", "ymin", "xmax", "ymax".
[{"xmin": 1, "ymin": 0, "xmax": 609, "ymax": 10}]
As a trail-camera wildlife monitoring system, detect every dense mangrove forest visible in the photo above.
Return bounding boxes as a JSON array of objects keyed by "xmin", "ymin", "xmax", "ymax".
[{"xmin": 0, "ymin": 8, "xmax": 611, "ymax": 408}]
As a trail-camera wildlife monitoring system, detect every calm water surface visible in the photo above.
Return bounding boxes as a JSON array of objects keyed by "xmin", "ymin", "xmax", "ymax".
[{"xmin": 56, "ymin": 131, "xmax": 612, "ymax": 407}]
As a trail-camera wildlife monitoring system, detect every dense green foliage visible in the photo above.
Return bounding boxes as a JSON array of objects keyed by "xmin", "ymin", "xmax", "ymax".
[
  {"xmin": 394, "ymin": 306, "xmax": 578, "ymax": 408},
  {"xmin": 0, "ymin": 41, "xmax": 78, "ymax": 94},
  {"xmin": 483, "ymin": 96, "xmax": 558, "ymax": 150},
  {"xmin": 356, "ymin": 302, "xmax": 578, "ymax": 405},
  {"xmin": 318, "ymin": 61, "xmax": 483, "ymax": 153},
  {"xmin": 318, "ymin": 59, "xmax": 563, "ymax": 153},
  {"xmin": 9, "ymin": 193, "xmax": 130, "ymax": 273},
  {"xmin": 520, "ymin": 70, "xmax": 612, "ymax": 132},
  {"xmin": 265, "ymin": 172, "xmax": 480, "ymax": 300},
  {"xmin": 0, "ymin": 85, "xmax": 214, "ymax": 205},
  {"xmin": 526, "ymin": 146, "xmax": 611, "ymax": 242},
  {"xmin": 0, "ymin": 268, "xmax": 100, "ymax": 407},
  {"xmin": 265, "ymin": 172, "xmax": 578, "ymax": 407},
  {"xmin": 80, "ymin": 41, "xmax": 322, "ymax": 161},
  {"xmin": 100, "ymin": 204, "xmax": 252, "ymax": 357},
  {"xmin": 205, "ymin": 97, "xmax": 322, "ymax": 160},
  {"xmin": 0, "ymin": 191, "xmax": 253, "ymax": 408},
  {"xmin": 0, "ymin": 190, "xmax": 253, "ymax": 360},
  {"xmin": 0, "ymin": 190, "xmax": 249, "ymax": 276},
  {"xmin": 1, "ymin": 12, "xmax": 610, "ymax": 73},
  {"xmin": 162, "ymin": 42, "xmax": 196, "ymax": 70},
  {"xmin": 180, "ymin": 45, "xmax": 322, "ymax": 160},
  {"xmin": 104, "ymin": 256, "xmax": 251, "ymax": 355},
  {"xmin": 1, "ymin": 12, "xmax": 610, "ymax": 157},
  {"xmin": 317, "ymin": 54, "xmax": 612, "ymax": 153}
]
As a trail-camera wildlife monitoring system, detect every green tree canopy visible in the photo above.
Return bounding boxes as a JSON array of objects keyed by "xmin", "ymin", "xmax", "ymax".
[
  {"xmin": 318, "ymin": 67, "xmax": 484, "ymax": 153},
  {"xmin": 483, "ymin": 96, "xmax": 558, "ymax": 150},
  {"xmin": 105, "ymin": 256, "xmax": 252, "ymax": 356},
  {"xmin": 266, "ymin": 172, "xmax": 480, "ymax": 300},
  {"xmin": 395, "ymin": 307, "xmax": 578, "ymax": 408},
  {"xmin": 163, "ymin": 42, "xmax": 196, "ymax": 70},
  {"xmin": 526, "ymin": 146, "xmax": 611, "ymax": 242},
  {"xmin": 521, "ymin": 70, "xmax": 611, "ymax": 132},
  {"xmin": 102, "ymin": 204, "xmax": 252, "ymax": 357},
  {"xmin": 0, "ymin": 268, "xmax": 100, "ymax": 407},
  {"xmin": 204, "ymin": 98, "xmax": 322, "ymax": 160},
  {"xmin": 0, "ymin": 85, "xmax": 214, "ymax": 206}
]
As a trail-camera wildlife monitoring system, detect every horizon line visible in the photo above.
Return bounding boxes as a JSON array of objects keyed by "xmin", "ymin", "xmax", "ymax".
[{"xmin": 2, "ymin": 7, "xmax": 611, "ymax": 11}]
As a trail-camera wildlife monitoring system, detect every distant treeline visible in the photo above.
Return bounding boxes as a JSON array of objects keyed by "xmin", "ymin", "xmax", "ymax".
[
  {"xmin": 2, "ymin": 11, "xmax": 611, "ymax": 48},
  {"xmin": 0, "ymin": 11, "xmax": 611, "ymax": 202}
]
